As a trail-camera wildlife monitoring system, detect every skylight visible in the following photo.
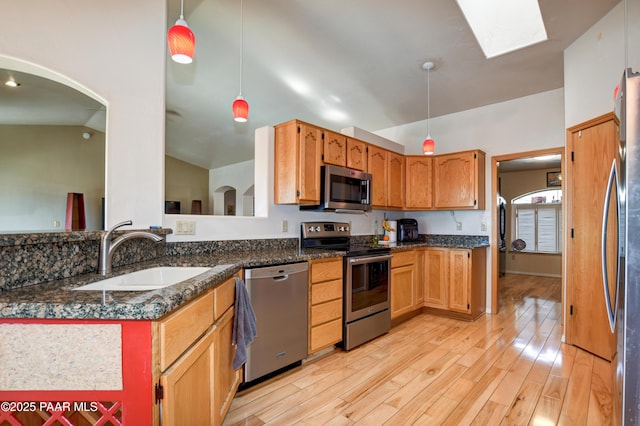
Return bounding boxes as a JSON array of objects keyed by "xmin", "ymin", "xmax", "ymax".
[{"xmin": 456, "ymin": 0, "xmax": 548, "ymax": 58}]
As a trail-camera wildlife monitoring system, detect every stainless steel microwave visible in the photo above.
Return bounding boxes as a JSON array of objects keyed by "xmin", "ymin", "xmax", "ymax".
[{"xmin": 300, "ymin": 165, "xmax": 372, "ymax": 212}]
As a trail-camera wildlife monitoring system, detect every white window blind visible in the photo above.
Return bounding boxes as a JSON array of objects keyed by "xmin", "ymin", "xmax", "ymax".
[{"xmin": 514, "ymin": 204, "xmax": 562, "ymax": 254}]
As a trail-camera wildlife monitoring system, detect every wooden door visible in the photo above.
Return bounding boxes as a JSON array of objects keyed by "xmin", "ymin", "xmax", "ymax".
[
  {"xmin": 424, "ymin": 248, "xmax": 447, "ymax": 309},
  {"xmin": 298, "ymin": 123, "xmax": 323, "ymax": 204},
  {"xmin": 387, "ymin": 151, "xmax": 405, "ymax": 208},
  {"xmin": 323, "ymin": 130, "xmax": 347, "ymax": 167},
  {"xmin": 346, "ymin": 138, "xmax": 367, "ymax": 170},
  {"xmin": 405, "ymin": 156, "xmax": 433, "ymax": 209},
  {"xmin": 367, "ymin": 145, "xmax": 388, "ymax": 207},
  {"xmin": 214, "ymin": 307, "xmax": 241, "ymax": 425},
  {"xmin": 448, "ymin": 249, "xmax": 471, "ymax": 313},
  {"xmin": 391, "ymin": 265, "xmax": 415, "ymax": 318},
  {"xmin": 161, "ymin": 327, "xmax": 216, "ymax": 426},
  {"xmin": 567, "ymin": 114, "xmax": 618, "ymax": 360},
  {"xmin": 433, "ymin": 151, "xmax": 477, "ymax": 208}
]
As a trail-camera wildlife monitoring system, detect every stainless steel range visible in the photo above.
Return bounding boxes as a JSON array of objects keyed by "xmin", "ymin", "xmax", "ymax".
[{"xmin": 301, "ymin": 221, "xmax": 392, "ymax": 350}]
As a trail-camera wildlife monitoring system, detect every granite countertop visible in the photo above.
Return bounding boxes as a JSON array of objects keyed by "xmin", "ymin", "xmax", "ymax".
[
  {"xmin": 0, "ymin": 234, "xmax": 488, "ymax": 321},
  {"xmin": 0, "ymin": 248, "xmax": 342, "ymax": 321}
]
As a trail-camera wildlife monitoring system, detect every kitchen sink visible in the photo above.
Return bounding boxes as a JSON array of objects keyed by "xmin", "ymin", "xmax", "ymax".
[{"xmin": 73, "ymin": 266, "xmax": 229, "ymax": 291}]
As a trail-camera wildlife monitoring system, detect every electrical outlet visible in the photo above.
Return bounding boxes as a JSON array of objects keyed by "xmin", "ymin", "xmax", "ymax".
[
  {"xmin": 175, "ymin": 220, "xmax": 196, "ymax": 235},
  {"xmin": 53, "ymin": 220, "xmax": 61, "ymax": 228},
  {"xmin": 281, "ymin": 220, "xmax": 288, "ymax": 232},
  {"xmin": 481, "ymin": 222, "xmax": 487, "ymax": 232}
]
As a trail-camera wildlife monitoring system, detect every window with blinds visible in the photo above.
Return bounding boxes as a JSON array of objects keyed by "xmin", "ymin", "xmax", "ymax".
[{"xmin": 512, "ymin": 189, "xmax": 562, "ymax": 254}]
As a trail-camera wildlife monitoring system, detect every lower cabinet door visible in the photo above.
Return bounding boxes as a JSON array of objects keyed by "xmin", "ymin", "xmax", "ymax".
[
  {"xmin": 391, "ymin": 264, "xmax": 415, "ymax": 319},
  {"xmin": 448, "ymin": 249, "xmax": 471, "ymax": 313},
  {"xmin": 161, "ymin": 326, "xmax": 216, "ymax": 426},
  {"xmin": 214, "ymin": 307, "xmax": 241, "ymax": 424}
]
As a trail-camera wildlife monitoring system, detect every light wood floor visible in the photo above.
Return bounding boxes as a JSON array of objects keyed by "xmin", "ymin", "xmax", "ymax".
[{"xmin": 223, "ymin": 274, "xmax": 613, "ymax": 425}]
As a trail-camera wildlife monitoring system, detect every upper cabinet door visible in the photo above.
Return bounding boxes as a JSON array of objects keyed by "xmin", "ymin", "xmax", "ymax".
[
  {"xmin": 323, "ymin": 130, "xmax": 347, "ymax": 167},
  {"xmin": 367, "ymin": 145, "xmax": 388, "ymax": 207},
  {"xmin": 433, "ymin": 150, "xmax": 485, "ymax": 209},
  {"xmin": 387, "ymin": 151, "xmax": 405, "ymax": 208},
  {"xmin": 405, "ymin": 156, "xmax": 433, "ymax": 209},
  {"xmin": 346, "ymin": 138, "xmax": 367, "ymax": 171},
  {"xmin": 274, "ymin": 120, "xmax": 323, "ymax": 205}
]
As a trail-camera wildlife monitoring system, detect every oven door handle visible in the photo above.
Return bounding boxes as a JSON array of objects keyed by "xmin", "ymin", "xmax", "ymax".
[{"xmin": 348, "ymin": 254, "xmax": 393, "ymax": 264}]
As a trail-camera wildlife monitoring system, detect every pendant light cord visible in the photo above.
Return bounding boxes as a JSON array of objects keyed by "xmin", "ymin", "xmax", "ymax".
[
  {"xmin": 239, "ymin": 0, "xmax": 244, "ymax": 96},
  {"xmin": 180, "ymin": 0, "xmax": 185, "ymax": 20},
  {"xmin": 427, "ymin": 66, "xmax": 431, "ymax": 136}
]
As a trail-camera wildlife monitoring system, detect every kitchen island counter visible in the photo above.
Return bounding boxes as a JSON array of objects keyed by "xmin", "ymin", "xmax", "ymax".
[{"xmin": 0, "ymin": 248, "xmax": 342, "ymax": 320}]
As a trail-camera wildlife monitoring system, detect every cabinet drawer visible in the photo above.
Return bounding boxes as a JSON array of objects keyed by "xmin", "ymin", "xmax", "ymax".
[
  {"xmin": 311, "ymin": 299, "xmax": 342, "ymax": 326},
  {"xmin": 311, "ymin": 259, "xmax": 343, "ymax": 283},
  {"xmin": 310, "ymin": 318, "xmax": 342, "ymax": 352},
  {"xmin": 214, "ymin": 277, "xmax": 236, "ymax": 321},
  {"xmin": 159, "ymin": 291, "xmax": 215, "ymax": 371},
  {"xmin": 391, "ymin": 250, "xmax": 415, "ymax": 268},
  {"xmin": 311, "ymin": 279, "xmax": 342, "ymax": 305}
]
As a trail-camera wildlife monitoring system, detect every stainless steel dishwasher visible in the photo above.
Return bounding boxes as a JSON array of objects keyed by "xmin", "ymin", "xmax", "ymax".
[{"xmin": 243, "ymin": 261, "xmax": 309, "ymax": 384}]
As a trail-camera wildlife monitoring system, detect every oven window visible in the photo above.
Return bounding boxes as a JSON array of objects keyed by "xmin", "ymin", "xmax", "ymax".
[
  {"xmin": 330, "ymin": 174, "xmax": 365, "ymax": 204},
  {"xmin": 351, "ymin": 260, "xmax": 389, "ymax": 312}
]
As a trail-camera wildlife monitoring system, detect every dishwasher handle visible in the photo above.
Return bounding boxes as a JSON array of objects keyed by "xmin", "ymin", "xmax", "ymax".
[{"xmin": 245, "ymin": 262, "xmax": 308, "ymax": 280}]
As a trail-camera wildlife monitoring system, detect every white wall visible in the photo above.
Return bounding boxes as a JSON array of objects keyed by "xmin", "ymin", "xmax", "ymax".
[
  {"xmin": 0, "ymin": 0, "xmax": 165, "ymax": 230},
  {"xmin": 209, "ymin": 160, "xmax": 255, "ymax": 216},
  {"xmin": 375, "ymin": 88, "xmax": 566, "ymax": 237},
  {"xmin": 564, "ymin": 3, "xmax": 639, "ymax": 127}
]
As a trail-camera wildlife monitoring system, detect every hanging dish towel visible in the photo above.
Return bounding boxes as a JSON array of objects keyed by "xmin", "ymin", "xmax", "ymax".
[{"xmin": 232, "ymin": 277, "xmax": 257, "ymax": 370}]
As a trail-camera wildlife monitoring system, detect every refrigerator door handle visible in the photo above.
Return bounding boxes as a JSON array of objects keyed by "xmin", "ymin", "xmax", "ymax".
[{"xmin": 601, "ymin": 159, "xmax": 620, "ymax": 333}]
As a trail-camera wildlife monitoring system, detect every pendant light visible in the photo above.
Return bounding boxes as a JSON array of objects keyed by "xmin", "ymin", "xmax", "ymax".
[
  {"xmin": 167, "ymin": 0, "xmax": 196, "ymax": 64},
  {"xmin": 232, "ymin": 0, "xmax": 249, "ymax": 122},
  {"xmin": 422, "ymin": 61, "xmax": 435, "ymax": 155}
]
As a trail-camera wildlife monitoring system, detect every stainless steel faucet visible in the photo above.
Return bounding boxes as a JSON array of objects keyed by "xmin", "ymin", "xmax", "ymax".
[{"xmin": 98, "ymin": 220, "xmax": 164, "ymax": 275}]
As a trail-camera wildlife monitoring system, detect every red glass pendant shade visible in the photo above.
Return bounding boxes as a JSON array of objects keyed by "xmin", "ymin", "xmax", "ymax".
[
  {"xmin": 233, "ymin": 96, "xmax": 249, "ymax": 122},
  {"xmin": 168, "ymin": 20, "xmax": 195, "ymax": 64},
  {"xmin": 422, "ymin": 137, "xmax": 435, "ymax": 155}
]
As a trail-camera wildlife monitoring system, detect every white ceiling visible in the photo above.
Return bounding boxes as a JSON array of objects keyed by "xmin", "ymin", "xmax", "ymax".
[
  {"xmin": 1, "ymin": 0, "xmax": 620, "ymax": 172},
  {"xmin": 165, "ymin": 0, "xmax": 619, "ymax": 169}
]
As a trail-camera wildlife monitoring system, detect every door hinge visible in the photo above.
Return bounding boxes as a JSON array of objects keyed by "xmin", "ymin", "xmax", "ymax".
[
  {"xmin": 468, "ymin": 252, "xmax": 471, "ymax": 258},
  {"xmin": 467, "ymin": 303, "xmax": 470, "ymax": 310},
  {"xmin": 474, "ymin": 153, "xmax": 477, "ymax": 159},
  {"xmin": 474, "ymin": 199, "xmax": 477, "ymax": 206},
  {"xmin": 570, "ymin": 305, "xmax": 574, "ymax": 315},
  {"xmin": 155, "ymin": 382, "xmax": 164, "ymax": 403},
  {"xmin": 297, "ymin": 125, "xmax": 300, "ymax": 134},
  {"xmin": 571, "ymin": 228, "xmax": 574, "ymax": 238},
  {"xmin": 321, "ymin": 154, "xmax": 325, "ymax": 161},
  {"xmin": 322, "ymin": 132, "xmax": 325, "ymax": 140},
  {"xmin": 296, "ymin": 190, "xmax": 300, "ymax": 197},
  {"xmin": 571, "ymin": 151, "xmax": 575, "ymax": 162}
]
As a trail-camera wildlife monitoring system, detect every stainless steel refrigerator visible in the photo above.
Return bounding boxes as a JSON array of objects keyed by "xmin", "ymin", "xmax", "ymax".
[{"xmin": 614, "ymin": 67, "xmax": 640, "ymax": 424}]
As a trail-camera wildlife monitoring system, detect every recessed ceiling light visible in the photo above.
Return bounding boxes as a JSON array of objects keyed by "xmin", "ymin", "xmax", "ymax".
[
  {"xmin": 456, "ymin": 0, "xmax": 548, "ymax": 58},
  {"xmin": 5, "ymin": 80, "xmax": 20, "ymax": 87}
]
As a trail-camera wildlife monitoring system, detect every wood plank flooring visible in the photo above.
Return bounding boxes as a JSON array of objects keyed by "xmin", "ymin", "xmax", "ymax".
[{"xmin": 223, "ymin": 274, "xmax": 614, "ymax": 425}]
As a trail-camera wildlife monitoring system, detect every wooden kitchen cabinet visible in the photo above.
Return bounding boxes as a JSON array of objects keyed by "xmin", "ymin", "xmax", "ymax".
[
  {"xmin": 422, "ymin": 247, "xmax": 486, "ymax": 321},
  {"xmin": 405, "ymin": 156, "xmax": 433, "ymax": 209},
  {"xmin": 368, "ymin": 145, "xmax": 388, "ymax": 207},
  {"xmin": 390, "ymin": 250, "xmax": 419, "ymax": 319},
  {"xmin": 387, "ymin": 151, "xmax": 405, "ymax": 208},
  {"xmin": 309, "ymin": 257, "xmax": 343, "ymax": 353},
  {"xmin": 323, "ymin": 129, "xmax": 347, "ymax": 167},
  {"xmin": 367, "ymin": 145, "xmax": 404, "ymax": 209},
  {"xmin": 433, "ymin": 150, "xmax": 485, "ymax": 210},
  {"xmin": 346, "ymin": 137, "xmax": 367, "ymax": 170},
  {"xmin": 274, "ymin": 119, "xmax": 324, "ymax": 205},
  {"xmin": 423, "ymin": 248, "xmax": 447, "ymax": 309},
  {"xmin": 156, "ymin": 276, "xmax": 241, "ymax": 426}
]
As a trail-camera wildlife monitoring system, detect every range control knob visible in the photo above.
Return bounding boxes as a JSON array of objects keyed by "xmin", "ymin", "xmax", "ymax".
[{"xmin": 315, "ymin": 226, "xmax": 321, "ymax": 232}]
